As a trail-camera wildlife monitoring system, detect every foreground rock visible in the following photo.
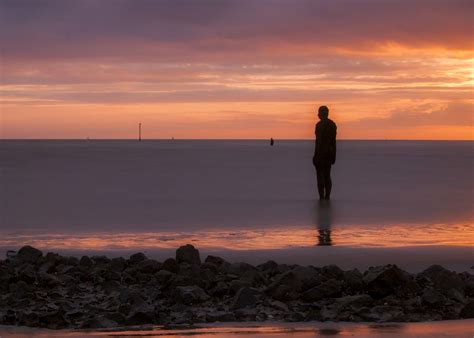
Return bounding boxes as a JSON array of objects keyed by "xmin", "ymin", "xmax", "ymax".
[{"xmin": 0, "ymin": 245, "xmax": 472, "ymax": 329}]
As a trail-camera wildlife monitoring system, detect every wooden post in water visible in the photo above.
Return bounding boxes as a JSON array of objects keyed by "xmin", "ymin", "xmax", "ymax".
[{"xmin": 139, "ymin": 123, "xmax": 142, "ymax": 141}]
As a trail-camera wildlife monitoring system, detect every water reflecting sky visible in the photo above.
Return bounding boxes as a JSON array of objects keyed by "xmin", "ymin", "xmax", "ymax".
[{"xmin": 1, "ymin": 140, "xmax": 472, "ymax": 270}]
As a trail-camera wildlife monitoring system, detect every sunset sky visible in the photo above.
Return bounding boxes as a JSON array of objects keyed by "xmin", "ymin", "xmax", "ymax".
[{"xmin": 1, "ymin": 0, "xmax": 473, "ymax": 139}]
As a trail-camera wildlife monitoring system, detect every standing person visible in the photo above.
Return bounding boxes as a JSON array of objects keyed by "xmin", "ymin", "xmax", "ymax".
[{"xmin": 313, "ymin": 106, "xmax": 337, "ymax": 200}]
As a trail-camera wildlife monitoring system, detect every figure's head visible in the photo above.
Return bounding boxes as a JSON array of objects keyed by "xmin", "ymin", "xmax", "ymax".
[{"xmin": 318, "ymin": 106, "xmax": 329, "ymax": 120}]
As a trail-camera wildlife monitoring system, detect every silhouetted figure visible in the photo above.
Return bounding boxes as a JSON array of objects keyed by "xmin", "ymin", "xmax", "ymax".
[
  {"xmin": 315, "ymin": 200, "xmax": 333, "ymax": 246},
  {"xmin": 270, "ymin": 137, "xmax": 274, "ymax": 146},
  {"xmin": 313, "ymin": 106, "xmax": 337, "ymax": 200}
]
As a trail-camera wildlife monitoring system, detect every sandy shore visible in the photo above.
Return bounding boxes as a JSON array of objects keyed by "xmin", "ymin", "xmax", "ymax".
[{"xmin": 0, "ymin": 320, "xmax": 473, "ymax": 337}]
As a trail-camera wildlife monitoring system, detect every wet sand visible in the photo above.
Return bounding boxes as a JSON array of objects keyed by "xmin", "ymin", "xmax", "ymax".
[
  {"xmin": 1, "ymin": 320, "xmax": 473, "ymax": 337},
  {"xmin": 1, "ymin": 140, "xmax": 473, "ymax": 273}
]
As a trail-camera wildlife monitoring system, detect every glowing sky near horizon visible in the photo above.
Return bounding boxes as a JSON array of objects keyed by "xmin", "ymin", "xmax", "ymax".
[{"xmin": 1, "ymin": 0, "xmax": 473, "ymax": 139}]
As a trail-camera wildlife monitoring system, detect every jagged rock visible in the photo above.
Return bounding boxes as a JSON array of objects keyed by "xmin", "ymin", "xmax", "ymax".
[
  {"xmin": 420, "ymin": 265, "xmax": 465, "ymax": 294},
  {"xmin": 335, "ymin": 294, "xmax": 373, "ymax": 310},
  {"xmin": 128, "ymin": 252, "xmax": 147, "ymax": 265},
  {"xmin": 133, "ymin": 259, "xmax": 161, "ymax": 274},
  {"xmin": 177, "ymin": 261, "xmax": 201, "ymax": 277},
  {"xmin": 422, "ymin": 288, "xmax": 446, "ymax": 307},
  {"xmin": 37, "ymin": 271, "xmax": 61, "ymax": 288},
  {"xmin": 209, "ymin": 281, "xmax": 229, "ymax": 297},
  {"xmin": 285, "ymin": 311, "xmax": 305, "ymax": 322},
  {"xmin": 0, "ymin": 245, "xmax": 472, "ymax": 329},
  {"xmin": 459, "ymin": 301, "xmax": 474, "ymax": 318},
  {"xmin": 206, "ymin": 310, "xmax": 236, "ymax": 322},
  {"xmin": 110, "ymin": 257, "xmax": 126, "ymax": 272},
  {"xmin": 365, "ymin": 305, "xmax": 405, "ymax": 322},
  {"xmin": 176, "ymin": 244, "xmax": 201, "ymax": 265},
  {"xmin": 170, "ymin": 309, "xmax": 194, "ymax": 324},
  {"xmin": 229, "ymin": 279, "xmax": 252, "ymax": 294},
  {"xmin": 79, "ymin": 256, "xmax": 93, "ymax": 267},
  {"xmin": 105, "ymin": 311, "xmax": 126, "ymax": 324},
  {"xmin": 240, "ymin": 269, "xmax": 266, "ymax": 286},
  {"xmin": 0, "ymin": 265, "xmax": 12, "ymax": 291},
  {"xmin": 119, "ymin": 288, "xmax": 145, "ymax": 305},
  {"xmin": 119, "ymin": 303, "xmax": 131, "ymax": 315},
  {"xmin": 103, "ymin": 268, "xmax": 121, "ymax": 281},
  {"xmin": 2, "ymin": 309, "xmax": 17, "ymax": 325},
  {"xmin": 126, "ymin": 302, "xmax": 156, "ymax": 325},
  {"xmin": 257, "ymin": 260, "xmax": 279, "ymax": 276},
  {"xmin": 301, "ymin": 279, "xmax": 342, "ymax": 301},
  {"xmin": 44, "ymin": 252, "xmax": 61, "ymax": 265},
  {"xmin": 66, "ymin": 256, "xmax": 79, "ymax": 266},
  {"xmin": 38, "ymin": 310, "xmax": 68, "ymax": 329},
  {"xmin": 92, "ymin": 256, "xmax": 111, "ymax": 265},
  {"xmin": 16, "ymin": 263, "xmax": 37, "ymax": 283},
  {"xmin": 155, "ymin": 269, "xmax": 174, "ymax": 285},
  {"xmin": 162, "ymin": 258, "xmax": 179, "ymax": 273},
  {"xmin": 101, "ymin": 280, "xmax": 121, "ymax": 294},
  {"xmin": 228, "ymin": 262, "xmax": 258, "ymax": 277},
  {"xmin": 17, "ymin": 246, "xmax": 43, "ymax": 264},
  {"xmin": 234, "ymin": 308, "xmax": 257, "ymax": 321},
  {"xmin": 18, "ymin": 311, "xmax": 39, "ymax": 327},
  {"xmin": 174, "ymin": 286, "xmax": 209, "ymax": 305},
  {"xmin": 343, "ymin": 269, "xmax": 364, "ymax": 290},
  {"xmin": 205, "ymin": 255, "xmax": 230, "ymax": 272},
  {"xmin": 266, "ymin": 270, "xmax": 303, "ymax": 301},
  {"xmin": 321, "ymin": 265, "xmax": 345, "ymax": 280},
  {"xmin": 446, "ymin": 288, "xmax": 467, "ymax": 304},
  {"xmin": 232, "ymin": 287, "xmax": 262, "ymax": 309},
  {"xmin": 269, "ymin": 300, "xmax": 289, "ymax": 312},
  {"xmin": 200, "ymin": 262, "xmax": 219, "ymax": 274},
  {"xmin": 39, "ymin": 260, "xmax": 57, "ymax": 275},
  {"xmin": 291, "ymin": 266, "xmax": 322, "ymax": 290},
  {"xmin": 364, "ymin": 265, "xmax": 415, "ymax": 298},
  {"xmin": 80, "ymin": 316, "xmax": 117, "ymax": 328}
]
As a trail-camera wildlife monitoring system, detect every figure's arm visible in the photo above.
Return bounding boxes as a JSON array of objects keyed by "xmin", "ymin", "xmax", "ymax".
[
  {"xmin": 331, "ymin": 125, "xmax": 337, "ymax": 164},
  {"xmin": 313, "ymin": 124, "xmax": 318, "ymax": 164}
]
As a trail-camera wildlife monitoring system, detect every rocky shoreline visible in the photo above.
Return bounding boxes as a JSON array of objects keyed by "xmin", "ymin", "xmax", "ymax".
[{"xmin": 1, "ymin": 245, "xmax": 473, "ymax": 329}]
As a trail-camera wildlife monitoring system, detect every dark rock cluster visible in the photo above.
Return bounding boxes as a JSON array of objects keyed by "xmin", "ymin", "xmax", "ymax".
[{"xmin": 0, "ymin": 245, "xmax": 473, "ymax": 329}]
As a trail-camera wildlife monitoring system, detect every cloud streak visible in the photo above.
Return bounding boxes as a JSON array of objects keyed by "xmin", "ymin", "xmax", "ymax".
[
  {"xmin": 1, "ymin": 0, "xmax": 473, "ymax": 61},
  {"xmin": 1, "ymin": 0, "xmax": 472, "ymax": 139}
]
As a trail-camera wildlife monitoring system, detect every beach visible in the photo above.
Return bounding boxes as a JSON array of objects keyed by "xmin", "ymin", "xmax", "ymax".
[
  {"xmin": 1, "ymin": 320, "xmax": 473, "ymax": 337},
  {"xmin": 1, "ymin": 140, "xmax": 473, "ymax": 335},
  {"xmin": 1, "ymin": 140, "xmax": 472, "ymax": 271}
]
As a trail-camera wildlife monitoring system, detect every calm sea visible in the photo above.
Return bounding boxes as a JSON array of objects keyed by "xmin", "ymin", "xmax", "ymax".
[{"xmin": 1, "ymin": 140, "xmax": 472, "ymax": 271}]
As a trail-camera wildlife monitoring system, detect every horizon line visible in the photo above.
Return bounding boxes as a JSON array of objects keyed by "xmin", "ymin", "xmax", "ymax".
[{"xmin": 1, "ymin": 138, "xmax": 472, "ymax": 142}]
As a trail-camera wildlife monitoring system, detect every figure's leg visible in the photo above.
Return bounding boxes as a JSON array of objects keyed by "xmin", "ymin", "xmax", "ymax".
[
  {"xmin": 315, "ymin": 164, "xmax": 325, "ymax": 199},
  {"xmin": 324, "ymin": 164, "xmax": 332, "ymax": 199}
]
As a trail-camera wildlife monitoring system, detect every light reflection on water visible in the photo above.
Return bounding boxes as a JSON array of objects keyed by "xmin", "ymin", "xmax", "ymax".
[
  {"xmin": 0, "ymin": 320, "xmax": 473, "ymax": 337},
  {"xmin": 0, "ymin": 221, "xmax": 472, "ymax": 251}
]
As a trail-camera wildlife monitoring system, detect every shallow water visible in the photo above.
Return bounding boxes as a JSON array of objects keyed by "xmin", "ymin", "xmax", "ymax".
[
  {"xmin": 1, "ymin": 320, "xmax": 473, "ymax": 337},
  {"xmin": 1, "ymin": 140, "xmax": 472, "ymax": 271}
]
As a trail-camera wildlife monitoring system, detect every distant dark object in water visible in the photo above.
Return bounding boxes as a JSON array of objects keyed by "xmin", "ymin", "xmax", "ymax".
[{"xmin": 270, "ymin": 138, "xmax": 274, "ymax": 146}]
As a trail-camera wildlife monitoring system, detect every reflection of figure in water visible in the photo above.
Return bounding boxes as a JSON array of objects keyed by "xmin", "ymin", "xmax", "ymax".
[
  {"xmin": 316, "ymin": 200, "xmax": 333, "ymax": 246},
  {"xmin": 313, "ymin": 105, "xmax": 337, "ymax": 200}
]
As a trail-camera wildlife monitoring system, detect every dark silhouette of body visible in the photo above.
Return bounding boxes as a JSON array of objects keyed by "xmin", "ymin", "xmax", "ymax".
[
  {"xmin": 313, "ymin": 106, "xmax": 337, "ymax": 200},
  {"xmin": 270, "ymin": 137, "xmax": 274, "ymax": 146}
]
